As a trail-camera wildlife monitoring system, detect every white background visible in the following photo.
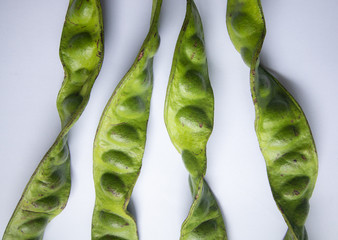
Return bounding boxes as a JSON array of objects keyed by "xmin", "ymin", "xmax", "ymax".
[{"xmin": 0, "ymin": 0, "xmax": 337, "ymax": 239}]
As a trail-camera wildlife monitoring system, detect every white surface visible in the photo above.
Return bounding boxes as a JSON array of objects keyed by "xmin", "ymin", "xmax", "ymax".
[{"xmin": 0, "ymin": 0, "xmax": 337, "ymax": 239}]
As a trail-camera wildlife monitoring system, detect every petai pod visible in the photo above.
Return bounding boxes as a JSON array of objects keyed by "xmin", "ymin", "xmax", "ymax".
[
  {"xmin": 226, "ymin": 0, "xmax": 318, "ymax": 239},
  {"xmin": 164, "ymin": 0, "xmax": 227, "ymax": 239},
  {"xmin": 3, "ymin": 0, "xmax": 104, "ymax": 239},
  {"xmin": 91, "ymin": 1, "xmax": 162, "ymax": 240}
]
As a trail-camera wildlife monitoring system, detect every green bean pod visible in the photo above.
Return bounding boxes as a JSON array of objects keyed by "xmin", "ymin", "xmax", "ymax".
[
  {"xmin": 3, "ymin": 0, "xmax": 104, "ymax": 239},
  {"xmin": 226, "ymin": 1, "xmax": 318, "ymax": 239},
  {"xmin": 91, "ymin": 1, "xmax": 162, "ymax": 240},
  {"xmin": 164, "ymin": 1, "xmax": 227, "ymax": 239}
]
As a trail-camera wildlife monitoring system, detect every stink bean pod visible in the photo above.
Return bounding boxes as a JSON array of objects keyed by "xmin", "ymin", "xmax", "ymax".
[
  {"xmin": 226, "ymin": 0, "xmax": 318, "ymax": 239},
  {"xmin": 3, "ymin": 0, "xmax": 104, "ymax": 239},
  {"xmin": 164, "ymin": 0, "xmax": 227, "ymax": 239},
  {"xmin": 91, "ymin": 1, "xmax": 162, "ymax": 239}
]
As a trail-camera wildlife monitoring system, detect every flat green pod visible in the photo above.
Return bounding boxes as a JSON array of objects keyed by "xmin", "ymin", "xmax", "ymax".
[
  {"xmin": 2, "ymin": 0, "xmax": 104, "ymax": 239},
  {"xmin": 164, "ymin": 0, "xmax": 227, "ymax": 239},
  {"xmin": 91, "ymin": 1, "xmax": 162, "ymax": 240},
  {"xmin": 226, "ymin": 0, "xmax": 265, "ymax": 67},
  {"xmin": 253, "ymin": 66, "xmax": 317, "ymax": 239},
  {"xmin": 227, "ymin": 0, "xmax": 318, "ymax": 239}
]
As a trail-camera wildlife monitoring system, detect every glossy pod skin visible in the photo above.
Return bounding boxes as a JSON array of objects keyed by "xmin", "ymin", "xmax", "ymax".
[
  {"xmin": 2, "ymin": 0, "xmax": 104, "ymax": 239},
  {"xmin": 164, "ymin": 1, "xmax": 227, "ymax": 239},
  {"xmin": 226, "ymin": 1, "xmax": 318, "ymax": 239},
  {"xmin": 91, "ymin": 1, "xmax": 162, "ymax": 240}
]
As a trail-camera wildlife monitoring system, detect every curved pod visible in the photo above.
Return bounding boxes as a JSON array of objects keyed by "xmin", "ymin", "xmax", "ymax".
[
  {"xmin": 2, "ymin": 1, "xmax": 104, "ymax": 239},
  {"xmin": 164, "ymin": 0, "xmax": 227, "ymax": 239},
  {"xmin": 91, "ymin": 1, "xmax": 162, "ymax": 240},
  {"xmin": 226, "ymin": 0, "xmax": 318, "ymax": 239}
]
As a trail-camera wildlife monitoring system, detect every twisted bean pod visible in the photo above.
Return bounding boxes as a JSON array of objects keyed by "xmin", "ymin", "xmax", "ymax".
[
  {"xmin": 226, "ymin": 1, "xmax": 317, "ymax": 239},
  {"xmin": 91, "ymin": 1, "xmax": 162, "ymax": 239},
  {"xmin": 164, "ymin": 1, "xmax": 227, "ymax": 239},
  {"xmin": 3, "ymin": 0, "xmax": 104, "ymax": 239}
]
